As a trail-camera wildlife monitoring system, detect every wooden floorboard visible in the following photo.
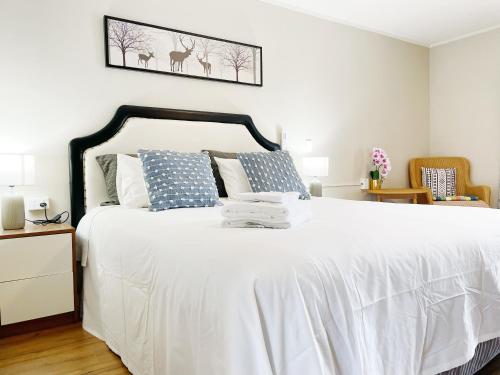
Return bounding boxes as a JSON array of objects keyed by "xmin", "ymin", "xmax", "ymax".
[
  {"xmin": 0, "ymin": 323, "xmax": 499, "ymax": 374},
  {"xmin": 0, "ymin": 323, "xmax": 130, "ymax": 375}
]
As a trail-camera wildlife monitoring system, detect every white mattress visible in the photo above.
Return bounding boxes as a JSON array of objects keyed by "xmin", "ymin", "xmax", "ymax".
[{"xmin": 76, "ymin": 198, "xmax": 500, "ymax": 375}]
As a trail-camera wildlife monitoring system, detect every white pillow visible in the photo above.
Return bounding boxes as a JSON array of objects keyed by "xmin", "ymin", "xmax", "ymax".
[
  {"xmin": 214, "ymin": 157, "xmax": 252, "ymax": 199},
  {"xmin": 116, "ymin": 154, "xmax": 149, "ymax": 208}
]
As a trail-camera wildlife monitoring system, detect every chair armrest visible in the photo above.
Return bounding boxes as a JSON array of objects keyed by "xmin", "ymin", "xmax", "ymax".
[
  {"xmin": 423, "ymin": 188, "xmax": 433, "ymax": 205},
  {"xmin": 465, "ymin": 185, "xmax": 491, "ymax": 206},
  {"xmin": 412, "ymin": 186, "xmax": 433, "ymax": 204}
]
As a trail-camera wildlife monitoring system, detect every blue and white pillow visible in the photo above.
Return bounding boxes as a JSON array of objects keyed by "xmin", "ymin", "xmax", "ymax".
[
  {"xmin": 138, "ymin": 150, "xmax": 219, "ymax": 211},
  {"xmin": 237, "ymin": 150, "xmax": 310, "ymax": 200}
]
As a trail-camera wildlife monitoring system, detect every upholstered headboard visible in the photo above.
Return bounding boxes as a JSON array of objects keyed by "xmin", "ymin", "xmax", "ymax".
[{"xmin": 69, "ymin": 105, "xmax": 280, "ymax": 226}]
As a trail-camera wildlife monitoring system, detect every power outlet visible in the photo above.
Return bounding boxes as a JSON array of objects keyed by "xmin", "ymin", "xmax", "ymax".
[
  {"xmin": 26, "ymin": 197, "xmax": 50, "ymax": 211},
  {"xmin": 360, "ymin": 178, "xmax": 369, "ymax": 190}
]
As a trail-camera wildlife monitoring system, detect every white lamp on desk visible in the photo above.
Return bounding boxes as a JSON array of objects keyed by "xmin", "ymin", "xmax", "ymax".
[
  {"xmin": 303, "ymin": 156, "xmax": 329, "ymax": 197},
  {"xmin": 0, "ymin": 154, "xmax": 35, "ymax": 230}
]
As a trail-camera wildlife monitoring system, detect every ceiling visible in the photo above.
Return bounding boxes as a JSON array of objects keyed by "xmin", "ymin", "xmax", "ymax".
[{"xmin": 260, "ymin": 0, "xmax": 500, "ymax": 47}]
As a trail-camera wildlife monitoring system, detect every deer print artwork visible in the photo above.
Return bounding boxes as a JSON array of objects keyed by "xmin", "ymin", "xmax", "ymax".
[
  {"xmin": 105, "ymin": 16, "xmax": 262, "ymax": 86},
  {"xmin": 197, "ymin": 55, "xmax": 211, "ymax": 76},
  {"xmin": 169, "ymin": 36, "xmax": 195, "ymax": 72},
  {"xmin": 137, "ymin": 51, "xmax": 155, "ymax": 68}
]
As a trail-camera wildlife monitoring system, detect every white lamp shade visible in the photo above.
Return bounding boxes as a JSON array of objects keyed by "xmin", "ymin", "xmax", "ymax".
[
  {"xmin": 0, "ymin": 154, "xmax": 35, "ymax": 186},
  {"xmin": 303, "ymin": 157, "xmax": 329, "ymax": 177}
]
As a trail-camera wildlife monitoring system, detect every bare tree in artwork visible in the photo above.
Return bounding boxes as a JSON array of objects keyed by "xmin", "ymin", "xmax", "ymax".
[
  {"xmin": 251, "ymin": 48, "xmax": 258, "ymax": 84},
  {"xmin": 196, "ymin": 38, "xmax": 217, "ymax": 77},
  {"xmin": 220, "ymin": 44, "xmax": 252, "ymax": 82},
  {"xmin": 169, "ymin": 31, "xmax": 180, "ymax": 50},
  {"xmin": 107, "ymin": 20, "xmax": 151, "ymax": 67}
]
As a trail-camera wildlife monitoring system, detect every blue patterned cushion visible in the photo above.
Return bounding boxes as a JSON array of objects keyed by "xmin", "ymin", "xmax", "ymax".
[
  {"xmin": 138, "ymin": 150, "xmax": 219, "ymax": 211},
  {"xmin": 237, "ymin": 151, "xmax": 310, "ymax": 200}
]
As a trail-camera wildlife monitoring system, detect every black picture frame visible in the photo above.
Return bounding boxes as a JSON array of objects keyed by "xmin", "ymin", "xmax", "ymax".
[{"xmin": 104, "ymin": 15, "xmax": 263, "ymax": 87}]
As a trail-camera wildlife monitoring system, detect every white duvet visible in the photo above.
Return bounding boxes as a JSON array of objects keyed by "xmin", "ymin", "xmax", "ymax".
[{"xmin": 77, "ymin": 198, "xmax": 500, "ymax": 375}]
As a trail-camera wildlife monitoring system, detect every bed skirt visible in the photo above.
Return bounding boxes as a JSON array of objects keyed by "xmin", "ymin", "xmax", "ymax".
[{"xmin": 440, "ymin": 338, "xmax": 500, "ymax": 375}]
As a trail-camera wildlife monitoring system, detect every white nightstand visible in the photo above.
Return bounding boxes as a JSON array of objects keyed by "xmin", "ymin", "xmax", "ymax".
[{"xmin": 0, "ymin": 223, "xmax": 77, "ymax": 337}]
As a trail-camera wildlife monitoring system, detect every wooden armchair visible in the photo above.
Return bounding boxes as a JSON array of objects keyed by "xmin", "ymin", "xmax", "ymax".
[{"xmin": 409, "ymin": 157, "xmax": 491, "ymax": 207}]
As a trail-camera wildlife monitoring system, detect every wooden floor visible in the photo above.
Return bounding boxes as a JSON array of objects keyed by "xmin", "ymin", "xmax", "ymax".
[
  {"xmin": 476, "ymin": 355, "xmax": 500, "ymax": 375},
  {"xmin": 0, "ymin": 323, "xmax": 130, "ymax": 375},
  {"xmin": 0, "ymin": 323, "xmax": 499, "ymax": 374}
]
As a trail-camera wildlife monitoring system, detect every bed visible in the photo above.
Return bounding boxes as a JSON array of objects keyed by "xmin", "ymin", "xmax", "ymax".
[{"xmin": 71, "ymin": 105, "xmax": 500, "ymax": 375}]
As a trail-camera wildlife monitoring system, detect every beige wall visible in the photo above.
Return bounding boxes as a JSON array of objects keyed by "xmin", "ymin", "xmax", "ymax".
[
  {"xmin": 0, "ymin": 0, "xmax": 429, "ymax": 220},
  {"xmin": 430, "ymin": 29, "xmax": 500, "ymax": 207}
]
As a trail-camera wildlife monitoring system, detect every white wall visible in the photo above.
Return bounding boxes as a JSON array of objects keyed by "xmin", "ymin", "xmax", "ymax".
[
  {"xmin": 430, "ymin": 29, "xmax": 500, "ymax": 207},
  {"xmin": 0, "ymin": 0, "xmax": 429, "ymax": 221}
]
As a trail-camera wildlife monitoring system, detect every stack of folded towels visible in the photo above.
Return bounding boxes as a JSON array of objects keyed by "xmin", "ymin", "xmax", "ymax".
[{"xmin": 221, "ymin": 192, "xmax": 312, "ymax": 229}]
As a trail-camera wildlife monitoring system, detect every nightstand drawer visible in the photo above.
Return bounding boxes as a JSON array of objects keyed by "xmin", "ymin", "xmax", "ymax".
[
  {"xmin": 0, "ymin": 272, "xmax": 74, "ymax": 325},
  {"xmin": 0, "ymin": 233, "xmax": 72, "ymax": 282}
]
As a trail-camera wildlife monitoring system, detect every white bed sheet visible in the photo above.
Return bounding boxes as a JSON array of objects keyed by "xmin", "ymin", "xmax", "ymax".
[{"xmin": 77, "ymin": 198, "xmax": 500, "ymax": 375}]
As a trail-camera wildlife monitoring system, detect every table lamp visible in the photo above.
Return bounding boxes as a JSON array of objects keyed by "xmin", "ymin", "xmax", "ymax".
[
  {"xmin": 0, "ymin": 154, "xmax": 35, "ymax": 229},
  {"xmin": 303, "ymin": 157, "xmax": 329, "ymax": 197}
]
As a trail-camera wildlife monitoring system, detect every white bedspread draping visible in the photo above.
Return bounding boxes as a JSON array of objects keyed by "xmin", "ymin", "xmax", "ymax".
[{"xmin": 77, "ymin": 198, "xmax": 500, "ymax": 375}]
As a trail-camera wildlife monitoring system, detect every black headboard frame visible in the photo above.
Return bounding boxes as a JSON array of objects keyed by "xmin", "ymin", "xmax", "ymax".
[{"xmin": 69, "ymin": 105, "xmax": 280, "ymax": 226}]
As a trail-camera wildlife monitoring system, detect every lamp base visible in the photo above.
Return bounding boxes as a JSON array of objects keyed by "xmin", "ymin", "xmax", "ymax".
[
  {"xmin": 1, "ymin": 195, "xmax": 26, "ymax": 230},
  {"xmin": 309, "ymin": 181, "xmax": 323, "ymax": 197}
]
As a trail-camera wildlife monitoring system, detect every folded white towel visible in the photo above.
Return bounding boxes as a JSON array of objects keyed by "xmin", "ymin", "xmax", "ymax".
[
  {"xmin": 222, "ymin": 210, "xmax": 312, "ymax": 229},
  {"xmin": 234, "ymin": 192, "xmax": 300, "ymax": 204},
  {"xmin": 221, "ymin": 200, "xmax": 310, "ymax": 221}
]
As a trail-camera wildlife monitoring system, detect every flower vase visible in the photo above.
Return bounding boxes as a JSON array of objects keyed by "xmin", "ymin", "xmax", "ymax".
[
  {"xmin": 369, "ymin": 170, "xmax": 382, "ymax": 190},
  {"xmin": 369, "ymin": 178, "xmax": 382, "ymax": 190}
]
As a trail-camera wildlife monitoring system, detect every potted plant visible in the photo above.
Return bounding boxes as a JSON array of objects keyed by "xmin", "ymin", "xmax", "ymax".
[{"xmin": 369, "ymin": 147, "xmax": 391, "ymax": 189}]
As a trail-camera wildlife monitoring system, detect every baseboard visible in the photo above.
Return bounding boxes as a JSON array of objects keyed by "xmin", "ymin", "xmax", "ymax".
[{"xmin": 0, "ymin": 311, "xmax": 78, "ymax": 338}]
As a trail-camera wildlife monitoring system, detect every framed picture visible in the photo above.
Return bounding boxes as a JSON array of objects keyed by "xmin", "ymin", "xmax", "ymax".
[{"xmin": 104, "ymin": 15, "xmax": 263, "ymax": 86}]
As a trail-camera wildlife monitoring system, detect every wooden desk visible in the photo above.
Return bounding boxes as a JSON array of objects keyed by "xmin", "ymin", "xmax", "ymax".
[{"xmin": 366, "ymin": 188, "xmax": 432, "ymax": 204}]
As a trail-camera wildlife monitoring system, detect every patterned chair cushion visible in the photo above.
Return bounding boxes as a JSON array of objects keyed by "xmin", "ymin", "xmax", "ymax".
[
  {"xmin": 237, "ymin": 151, "xmax": 310, "ymax": 200},
  {"xmin": 434, "ymin": 195, "xmax": 478, "ymax": 201},
  {"xmin": 433, "ymin": 200, "xmax": 489, "ymax": 208},
  {"xmin": 138, "ymin": 149, "xmax": 219, "ymax": 211},
  {"xmin": 421, "ymin": 167, "xmax": 457, "ymax": 198}
]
